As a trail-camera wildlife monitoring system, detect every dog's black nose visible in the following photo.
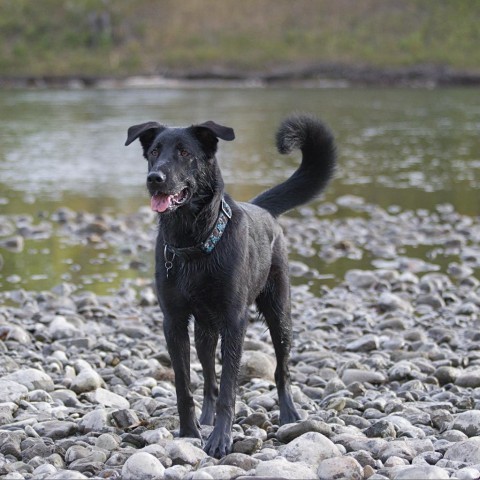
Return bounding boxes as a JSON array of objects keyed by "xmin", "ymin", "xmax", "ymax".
[{"xmin": 147, "ymin": 171, "xmax": 166, "ymax": 185}]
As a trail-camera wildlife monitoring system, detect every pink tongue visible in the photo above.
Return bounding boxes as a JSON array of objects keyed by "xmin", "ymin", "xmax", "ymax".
[{"xmin": 151, "ymin": 194, "xmax": 173, "ymax": 213}]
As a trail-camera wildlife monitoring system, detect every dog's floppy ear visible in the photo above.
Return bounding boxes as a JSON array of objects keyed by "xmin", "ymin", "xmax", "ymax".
[
  {"xmin": 195, "ymin": 121, "xmax": 235, "ymax": 142},
  {"xmin": 191, "ymin": 121, "xmax": 235, "ymax": 158},
  {"xmin": 125, "ymin": 122, "xmax": 165, "ymax": 156}
]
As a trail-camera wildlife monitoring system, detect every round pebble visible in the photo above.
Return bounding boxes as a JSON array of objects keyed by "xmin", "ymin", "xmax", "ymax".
[{"xmin": 121, "ymin": 452, "xmax": 165, "ymax": 480}]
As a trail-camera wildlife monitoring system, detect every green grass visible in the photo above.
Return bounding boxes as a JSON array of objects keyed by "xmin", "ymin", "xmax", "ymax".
[{"xmin": 1, "ymin": 0, "xmax": 479, "ymax": 77}]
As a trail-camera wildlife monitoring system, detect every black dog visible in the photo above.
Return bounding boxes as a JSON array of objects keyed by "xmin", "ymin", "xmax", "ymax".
[{"xmin": 125, "ymin": 114, "xmax": 336, "ymax": 458}]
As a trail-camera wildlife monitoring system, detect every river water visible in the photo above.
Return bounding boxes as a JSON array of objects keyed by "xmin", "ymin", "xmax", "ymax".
[{"xmin": 0, "ymin": 86, "xmax": 479, "ymax": 292}]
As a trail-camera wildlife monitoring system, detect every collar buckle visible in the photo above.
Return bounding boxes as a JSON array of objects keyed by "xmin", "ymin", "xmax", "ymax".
[
  {"xmin": 163, "ymin": 244, "xmax": 176, "ymax": 278},
  {"xmin": 221, "ymin": 198, "xmax": 232, "ymax": 219}
]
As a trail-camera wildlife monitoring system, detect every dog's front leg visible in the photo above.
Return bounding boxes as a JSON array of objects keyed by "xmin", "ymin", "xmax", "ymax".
[
  {"xmin": 163, "ymin": 314, "xmax": 201, "ymax": 440},
  {"xmin": 195, "ymin": 322, "xmax": 219, "ymax": 426},
  {"xmin": 204, "ymin": 314, "xmax": 247, "ymax": 458}
]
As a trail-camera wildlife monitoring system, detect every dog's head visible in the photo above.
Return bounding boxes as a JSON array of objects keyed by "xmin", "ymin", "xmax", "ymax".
[{"xmin": 125, "ymin": 121, "xmax": 235, "ymax": 213}]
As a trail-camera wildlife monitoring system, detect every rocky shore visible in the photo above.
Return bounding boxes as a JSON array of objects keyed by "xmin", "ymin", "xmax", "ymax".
[{"xmin": 0, "ymin": 196, "xmax": 480, "ymax": 479}]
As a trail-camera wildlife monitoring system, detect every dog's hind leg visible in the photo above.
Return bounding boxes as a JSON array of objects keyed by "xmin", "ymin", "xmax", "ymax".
[
  {"xmin": 195, "ymin": 322, "xmax": 219, "ymax": 426},
  {"xmin": 163, "ymin": 313, "xmax": 202, "ymax": 440},
  {"xmin": 256, "ymin": 270, "xmax": 301, "ymax": 425}
]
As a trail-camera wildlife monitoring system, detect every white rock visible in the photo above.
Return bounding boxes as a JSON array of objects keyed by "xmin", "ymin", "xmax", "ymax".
[
  {"xmin": 392, "ymin": 465, "xmax": 449, "ymax": 479},
  {"xmin": 378, "ymin": 292, "xmax": 413, "ymax": 313},
  {"xmin": 51, "ymin": 471, "xmax": 88, "ymax": 479},
  {"xmin": 450, "ymin": 411, "xmax": 480, "ymax": 437},
  {"xmin": 165, "ymin": 440, "xmax": 207, "ymax": 466},
  {"xmin": 345, "ymin": 270, "xmax": 378, "ymax": 289},
  {"xmin": 70, "ymin": 369, "xmax": 103, "ymax": 393},
  {"xmin": 444, "ymin": 437, "xmax": 480, "ymax": 464},
  {"xmin": 142, "ymin": 444, "xmax": 167, "ymax": 458},
  {"xmin": 0, "ymin": 380, "xmax": 28, "ymax": 403},
  {"xmin": 3, "ymin": 368, "xmax": 54, "ymax": 391},
  {"xmin": 336, "ymin": 195, "xmax": 365, "ymax": 208},
  {"xmin": 74, "ymin": 359, "xmax": 94, "ymax": 372},
  {"xmin": 95, "ymin": 433, "xmax": 120, "ymax": 450},
  {"xmin": 384, "ymin": 456, "xmax": 409, "ymax": 467},
  {"xmin": 3, "ymin": 472, "xmax": 24, "ymax": 479},
  {"xmin": 122, "ymin": 452, "xmax": 165, "ymax": 480},
  {"xmin": 65, "ymin": 445, "xmax": 107, "ymax": 463},
  {"xmin": 48, "ymin": 315, "xmax": 83, "ymax": 339},
  {"xmin": 253, "ymin": 447, "xmax": 279, "ymax": 461},
  {"xmin": 78, "ymin": 408, "xmax": 110, "ymax": 433},
  {"xmin": 164, "ymin": 465, "xmax": 190, "ymax": 480},
  {"xmin": 2, "ymin": 324, "xmax": 31, "ymax": 344},
  {"xmin": 317, "ymin": 456, "xmax": 363, "ymax": 480},
  {"xmin": 279, "ymin": 431, "xmax": 341, "ymax": 466},
  {"xmin": 187, "ymin": 472, "xmax": 213, "ymax": 480},
  {"xmin": 192, "ymin": 465, "xmax": 246, "ymax": 479},
  {"xmin": 85, "ymin": 388, "xmax": 130, "ymax": 409},
  {"xmin": 289, "ymin": 260, "xmax": 310, "ymax": 277},
  {"xmin": 255, "ymin": 457, "xmax": 317, "ymax": 479},
  {"xmin": 239, "ymin": 351, "xmax": 275, "ymax": 382},
  {"xmin": 456, "ymin": 467, "xmax": 480, "ymax": 480},
  {"xmin": 32, "ymin": 464, "xmax": 57, "ymax": 478},
  {"xmin": 341, "ymin": 368, "xmax": 386, "ymax": 385},
  {"xmin": 65, "ymin": 445, "xmax": 101, "ymax": 463},
  {"xmin": 142, "ymin": 427, "xmax": 174, "ymax": 444},
  {"xmin": 379, "ymin": 439, "xmax": 426, "ymax": 463},
  {"xmin": 332, "ymin": 433, "xmax": 387, "ymax": 456}
]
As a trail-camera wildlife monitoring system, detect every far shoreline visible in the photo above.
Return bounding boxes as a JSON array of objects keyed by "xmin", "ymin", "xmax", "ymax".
[{"xmin": 2, "ymin": 62, "xmax": 480, "ymax": 90}]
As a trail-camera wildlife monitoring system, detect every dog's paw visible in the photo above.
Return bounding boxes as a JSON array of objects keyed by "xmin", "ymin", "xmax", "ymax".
[
  {"xmin": 179, "ymin": 422, "xmax": 202, "ymax": 441},
  {"xmin": 204, "ymin": 429, "xmax": 232, "ymax": 459},
  {"xmin": 280, "ymin": 408, "xmax": 301, "ymax": 425}
]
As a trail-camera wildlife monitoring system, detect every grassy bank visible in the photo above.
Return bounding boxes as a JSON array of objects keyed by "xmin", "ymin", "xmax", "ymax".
[{"xmin": 1, "ymin": 0, "xmax": 479, "ymax": 77}]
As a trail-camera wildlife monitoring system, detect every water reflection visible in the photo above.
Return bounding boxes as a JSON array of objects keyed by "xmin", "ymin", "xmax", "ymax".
[{"xmin": 1, "ymin": 87, "xmax": 479, "ymax": 208}]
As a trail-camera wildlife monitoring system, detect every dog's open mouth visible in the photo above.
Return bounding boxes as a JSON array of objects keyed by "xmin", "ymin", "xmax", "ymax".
[{"xmin": 150, "ymin": 187, "xmax": 190, "ymax": 213}]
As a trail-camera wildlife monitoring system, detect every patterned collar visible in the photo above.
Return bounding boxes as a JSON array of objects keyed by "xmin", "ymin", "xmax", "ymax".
[{"xmin": 163, "ymin": 198, "xmax": 232, "ymax": 277}]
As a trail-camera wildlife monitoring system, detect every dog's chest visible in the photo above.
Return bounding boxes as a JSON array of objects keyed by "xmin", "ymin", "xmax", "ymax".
[{"xmin": 164, "ymin": 259, "xmax": 222, "ymax": 298}]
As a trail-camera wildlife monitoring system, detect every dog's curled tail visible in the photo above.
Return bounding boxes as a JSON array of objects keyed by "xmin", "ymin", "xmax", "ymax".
[{"xmin": 251, "ymin": 113, "xmax": 336, "ymax": 217}]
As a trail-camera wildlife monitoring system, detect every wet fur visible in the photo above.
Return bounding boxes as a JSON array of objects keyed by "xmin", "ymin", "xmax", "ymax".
[{"xmin": 125, "ymin": 114, "xmax": 336, "ymax": 458}]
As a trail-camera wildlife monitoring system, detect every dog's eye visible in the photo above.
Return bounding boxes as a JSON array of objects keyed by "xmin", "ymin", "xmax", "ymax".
[
  {"xmin": 150, "ymin": 149, "xmax": 159, "ymax": 157},
  {"xmin": 179, "ymin": 149, "xmax": 189, "ymax": 157}
]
